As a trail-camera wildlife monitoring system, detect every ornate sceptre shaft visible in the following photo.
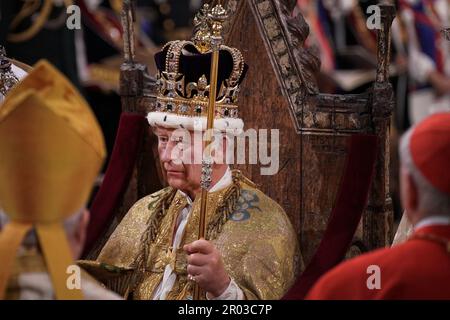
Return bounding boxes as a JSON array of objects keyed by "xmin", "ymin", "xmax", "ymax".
[
  {"xmin": 193, "ymin": 3, "xmax": 228, "ymax": 301},
  {"xmin": 121, "ymin": 0, "xmax": 136, "ymax": 63}
]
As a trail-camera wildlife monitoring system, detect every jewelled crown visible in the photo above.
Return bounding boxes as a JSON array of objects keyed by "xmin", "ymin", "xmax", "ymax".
[{"xmin": 148, "ymin": 4, "xmax": 248, "ymax": 132}]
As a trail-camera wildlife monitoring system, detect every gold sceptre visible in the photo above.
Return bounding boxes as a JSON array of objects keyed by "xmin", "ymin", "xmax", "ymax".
[{"xmin": 192, "ymin": 3, "xmax": 228, "ymax": 301}]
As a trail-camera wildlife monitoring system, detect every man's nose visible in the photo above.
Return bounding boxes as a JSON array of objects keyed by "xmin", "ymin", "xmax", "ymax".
[
  {"xmin": 160, "ymin": 142, "xmax": 175, "ymax": 163},
  {"xmin": 161, "ymin": 141, "xmax": 184, "ymax": 164}
]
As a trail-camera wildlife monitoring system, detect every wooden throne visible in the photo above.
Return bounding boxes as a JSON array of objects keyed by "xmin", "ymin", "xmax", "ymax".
[{"xmin": 84, "ymin": 0, "xmax": 396, "ymax": 273}]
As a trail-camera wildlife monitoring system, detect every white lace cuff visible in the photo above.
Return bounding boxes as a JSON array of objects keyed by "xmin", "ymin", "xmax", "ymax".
[{"xmin": 206, "ymin": 278, "xmax": 244, "ymax": 300}]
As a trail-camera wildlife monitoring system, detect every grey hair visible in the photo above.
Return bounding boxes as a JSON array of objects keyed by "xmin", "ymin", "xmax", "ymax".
[
  {"xmin": 399, "ymin": 129, "xmax": 450, "ymax": 216},
  {"xmin": 0, "ymin": 208, "xmax": 85, "ymax": 248}
]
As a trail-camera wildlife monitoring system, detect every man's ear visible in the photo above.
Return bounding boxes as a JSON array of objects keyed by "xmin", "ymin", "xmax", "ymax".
[
  {"xmin": 406, "ymin": 173, "xmax": 419, "ymax": 212},
  {"xmin": 69, "ymin": 209, "xmax": 90, "ymax": 260},
  {"xmin": 213, "ymin": 135, "xmax": 230, "ymax": 165},
  {"xmin": 75, "ymin": 209, "xmax": 90, "ymax": 243},
  {"xmin": 401, "ymin": 167, "xmax": 419, "ymax": 219},
  {"xmin": 209, "ymin": 135, "xmax": 227, "ymax": 166},
  {"xmin": 222, "ymin": 136, "xmax": 230, "ymax": 164}
]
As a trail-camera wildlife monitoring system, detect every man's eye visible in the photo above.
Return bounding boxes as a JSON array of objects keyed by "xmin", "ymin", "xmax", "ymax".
[{"xmin": 159, "ymin": 136, "xmax": 168, "ymax": 143}]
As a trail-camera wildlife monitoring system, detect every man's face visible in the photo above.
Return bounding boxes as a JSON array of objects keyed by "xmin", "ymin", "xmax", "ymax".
[{"xmin": 154, "ymin": 126, "xmax": 202, "ymax": 194}]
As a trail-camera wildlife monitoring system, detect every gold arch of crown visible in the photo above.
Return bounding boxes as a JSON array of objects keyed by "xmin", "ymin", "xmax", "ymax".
[{"xmin": 154, "ymin": 37, "xmax": 245, "ymax": 119}]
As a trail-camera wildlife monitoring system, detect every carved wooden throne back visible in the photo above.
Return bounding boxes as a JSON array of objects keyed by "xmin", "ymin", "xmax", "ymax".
[{"xmin": 207, "ymin": 0, "xmax": 396, "ymax": 264}]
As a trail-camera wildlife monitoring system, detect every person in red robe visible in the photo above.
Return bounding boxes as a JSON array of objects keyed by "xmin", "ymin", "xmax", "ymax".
[{"xmin": 306, "ymin": 112, "xmax": 450, "ymax": 300}]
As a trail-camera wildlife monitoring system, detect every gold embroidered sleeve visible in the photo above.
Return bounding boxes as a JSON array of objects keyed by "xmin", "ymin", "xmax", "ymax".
[
  {"xmin": 215, "ymin": 186, "xmax": 302, "ymax": 300},
  {"xmin": 96, "ymin": 188, "xmax": 173, "ymax": 268},
  {"xmin": 79, "ymin": 188, "xmax": 173, "ymax": 297},
  {"xmin": 237, "ymin": 230, "xmax": 300, "ymax": 300},
  {"xmin": 77, "ymin": 260, "xmax": 135, "ymax": 297}
]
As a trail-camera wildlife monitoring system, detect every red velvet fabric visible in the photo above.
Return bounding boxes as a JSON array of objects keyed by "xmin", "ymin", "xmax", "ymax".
[
  {"xmin": 83, "ymin": 113, "xmax": 147, "ymax": 256},
  {"xmin": 306, "ymin": 225, "xmax": 450, "ymax": 299},
  {"xmin": 283, "ymin": 134, "xmax": 378, "ymax": 300},
  {"xmin": 410, "ymin": 112, "xmax": 450, "ymax": 196}
]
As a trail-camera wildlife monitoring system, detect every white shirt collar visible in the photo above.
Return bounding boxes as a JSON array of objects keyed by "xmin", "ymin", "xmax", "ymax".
[
  {"xmin": 414, "ymin": 215, "xmax": 450, "ymax": 230},
  {"xmin": 209, "ymin": 166, "xmax": 232, "ymax": 193}
]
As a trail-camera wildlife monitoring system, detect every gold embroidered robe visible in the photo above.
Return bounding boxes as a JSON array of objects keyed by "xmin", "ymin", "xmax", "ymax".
[
  {"xmin": 82, "ymin": 171, "xmax": 301, "ymax": 300},
  {"xmin": 5, "ymin": 249, "xmax": 120, "ymax": 300}
]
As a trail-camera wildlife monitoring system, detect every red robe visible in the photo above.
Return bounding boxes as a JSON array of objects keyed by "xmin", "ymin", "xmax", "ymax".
[{"xmin": 306, "ymin": 225, "xmax": 450, "ymax": 299}]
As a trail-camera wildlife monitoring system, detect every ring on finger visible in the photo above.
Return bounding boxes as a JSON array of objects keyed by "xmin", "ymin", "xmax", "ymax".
[{"xmin": 188, "ymin": 274, "xmax": 197, "ymax": 282}]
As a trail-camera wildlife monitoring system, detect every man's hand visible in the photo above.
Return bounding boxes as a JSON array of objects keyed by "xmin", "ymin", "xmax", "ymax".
[{"xmin": 184, "ymin": 239, "xmax": 230, "ymax": 298}]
